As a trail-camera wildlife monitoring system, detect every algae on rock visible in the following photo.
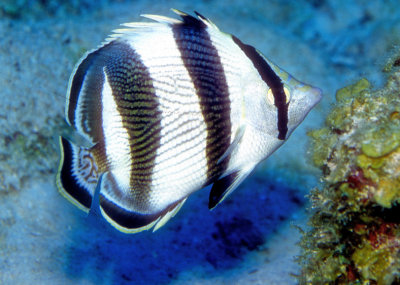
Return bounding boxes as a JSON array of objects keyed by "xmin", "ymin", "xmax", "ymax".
[{"xmin": 299, "ymin": 50, "xmax": 400, "ymax": 284}]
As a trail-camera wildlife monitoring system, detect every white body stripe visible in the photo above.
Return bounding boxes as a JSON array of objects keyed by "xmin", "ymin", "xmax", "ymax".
[
  {"xmin": 207, "ymin": 28, "xmax": 243, "ymax": 139},
  {"xmin": 206, "ymin": 28, "xmax": 264, "ymax": 174},
  {"xmin": 101, "ymin": 72, "xmax": 131, "ymax": 201},
  {"xmin": 72, "ymin": 72, "xmax": 95, "ymax": 143},
  {"xmin": 125, "ymin": 27, "xmax": 209, "ymax": 210}
]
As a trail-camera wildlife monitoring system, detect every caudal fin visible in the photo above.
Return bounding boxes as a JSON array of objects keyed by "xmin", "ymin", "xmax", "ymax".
[{"xmin": 56, "ymin": 136, "xmax": 100, "ymax": 212}]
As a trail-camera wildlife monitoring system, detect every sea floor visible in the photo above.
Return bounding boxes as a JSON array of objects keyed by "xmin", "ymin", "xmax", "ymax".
[{"xmin": 1, "ymin": 0, "xmax": 400, "ymax": 284}]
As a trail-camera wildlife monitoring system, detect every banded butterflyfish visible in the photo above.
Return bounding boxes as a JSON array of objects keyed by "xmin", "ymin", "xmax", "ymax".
[{"xmin": 56, "ymin": 9, "xmax": 322, "ymax": 233}]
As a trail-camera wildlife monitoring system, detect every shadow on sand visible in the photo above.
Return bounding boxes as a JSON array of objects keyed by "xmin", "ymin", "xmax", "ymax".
[{"xmin": 63, "ymin": 173, "xmax": 304, "ymax": 284}]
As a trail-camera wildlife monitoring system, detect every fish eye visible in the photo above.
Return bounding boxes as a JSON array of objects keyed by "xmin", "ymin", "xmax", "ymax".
[
  {"xmin": 266, "ymin": 86, "xmax": 291, "ymax": 106},
  {"xmin": 283, "ymin": 86, "xmax": 291, "ymax": 103},
  {"xmin": 266, "ymin": 88, "xmax": 275, "ymax": 105}
]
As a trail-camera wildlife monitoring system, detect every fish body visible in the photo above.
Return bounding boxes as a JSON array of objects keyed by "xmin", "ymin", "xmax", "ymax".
[{"xmin": 57, "ymin": 10, "xmax": 322, "ymax": 233}]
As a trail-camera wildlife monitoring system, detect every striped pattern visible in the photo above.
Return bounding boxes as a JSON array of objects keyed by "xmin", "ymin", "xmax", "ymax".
[
  {"xmin": 58, "ymin": 10, "xmax": 322, "ymax": 233},
  {"xmin": 172, "ymin": 14, "xmax": 232, "ymax": 185},
  {"xmin": 126, "ymin": 24, "xmax": 210, "ymax": 210},
  {"xmin": 232, "ymin": 35, "xmax": 289, "ymax": 140},
  {"xmin": 98, "ymin": 41, "xmax": 162, "ymax": 215},
  {"xmin": 66, "ymin": 44, "xmax": 107, "ymax": 144}
]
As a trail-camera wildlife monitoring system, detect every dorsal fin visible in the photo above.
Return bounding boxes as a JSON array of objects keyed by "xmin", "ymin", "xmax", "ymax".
[
  {"xmin": 194, "ymin": 11, "xmax": 220, "ymax": 30},
  {"xmin": 171, "ymin": 9, "xmax": 207, "ymax": 28},
  {"xmin": 110, "ymin": 10, "xmax": 219, "ymax": 42},
  {"xmin": 139, "ymin": 14, "xmax": 181, "ymax": 25},
  {"xmin": 172, "ymin": 9, "xmax": 219, "ymax": 30}
]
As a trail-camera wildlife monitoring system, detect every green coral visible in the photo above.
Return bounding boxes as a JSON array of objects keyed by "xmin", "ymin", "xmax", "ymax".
[{"xmin": 298, "ymin": 50, "xmax": 400, "ymax": 284}]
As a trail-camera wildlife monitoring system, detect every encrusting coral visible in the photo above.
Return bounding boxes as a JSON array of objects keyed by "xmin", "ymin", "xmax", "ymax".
[{"xmin": 298, "ymin": 49, "xmax": 400, "ymax": 284}]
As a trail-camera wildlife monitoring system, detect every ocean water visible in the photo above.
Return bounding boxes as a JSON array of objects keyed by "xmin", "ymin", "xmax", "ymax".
[{"xmin": 1, "ymin": 0, "xmax": 400, "ymax": 284}]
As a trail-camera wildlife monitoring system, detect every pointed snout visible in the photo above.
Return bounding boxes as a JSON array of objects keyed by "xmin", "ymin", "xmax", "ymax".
[
  {"xmin": 310, "ymin": 87, "xmax": 322, "ymax": 104},
  {"xmin": 310, "ymin": 86, "xmax": 322, "ymax": 107}
]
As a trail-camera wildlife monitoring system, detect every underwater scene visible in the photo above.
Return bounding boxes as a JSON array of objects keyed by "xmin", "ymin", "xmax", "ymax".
[{"xmin": 1, "ymin": 0, "xmax": 400, "ymax": 284}]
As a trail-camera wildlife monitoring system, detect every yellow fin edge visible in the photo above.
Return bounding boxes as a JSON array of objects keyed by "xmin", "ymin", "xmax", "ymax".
[{"xmin": 56, "ymin": 136, "xmax": 90, "ymax": 213}]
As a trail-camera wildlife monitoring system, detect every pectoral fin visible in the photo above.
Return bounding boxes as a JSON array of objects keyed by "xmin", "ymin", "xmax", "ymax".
[
  {"xmin": 217, "ymin": 125, "xmax": 246, "ymax": 164},
  {"xmin": 208, "ymin": 165, "xmax": 255, "ymax": 209}
]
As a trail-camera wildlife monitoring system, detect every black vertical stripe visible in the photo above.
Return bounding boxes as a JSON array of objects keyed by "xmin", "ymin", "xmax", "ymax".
[
  {"xmin": 68, "ymin": 40, "xmax": 162, "ymax": 213},
  {"xmin": 172, "ymin": 14, "xmax": 232, "ymax": 184},
  {"xmin": 102, "ymin": 41, "xmax": 162, "ymax": 210},
  {"xmin": 59, "ymin": 136, "xmax": 93, "ymax": 209},
  {"xmin": 68, "ymin": 46, "xmax": 106, "ymax": 143},
  {"xmin": 232, "ymin": 36, "xmax": 288, "ymax": 140},
  {"xmin": 68, "ymin": 52, "xmax": 96, "ymax": 127}
]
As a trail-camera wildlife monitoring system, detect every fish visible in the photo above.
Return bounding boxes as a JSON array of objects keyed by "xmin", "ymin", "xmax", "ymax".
[{"xmin": 56, "ymin": 9, "xmax": 322, "ymax": 233}]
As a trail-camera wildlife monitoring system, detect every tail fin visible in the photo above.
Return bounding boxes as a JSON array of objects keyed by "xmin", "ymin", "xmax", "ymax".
[{"xmin": 56, "ymin": 136, "xmax": 100, "ymax": 212}]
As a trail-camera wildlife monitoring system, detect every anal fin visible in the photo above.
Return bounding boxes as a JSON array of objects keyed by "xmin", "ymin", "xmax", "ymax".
[
  {"xmin": 208, "ymin": 165, "xmax": 255, "ymax": 209},
  {"xmin": 99, "ymin": 171, "xmax": 187, "ymax": 233},
  {"xmin": 153, "ymin": 198, "xmax": 187, "ymax": 232}
]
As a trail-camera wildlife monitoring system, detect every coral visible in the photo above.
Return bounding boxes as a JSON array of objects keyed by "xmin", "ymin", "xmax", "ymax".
[
  {"xmin": 298, "ymin": 49, "xmax": 400, "ymax": 284},
  {"xmin": 0, "ymin": 116, "xmax": 66, "ymax": 195}
]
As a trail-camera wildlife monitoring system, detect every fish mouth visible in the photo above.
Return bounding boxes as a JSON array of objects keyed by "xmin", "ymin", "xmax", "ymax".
[
  {"xmin": 309, "ymin": 86, "xmax": 323, "ymax": 107},
  {"xmin": 285, "ymin": 85, "xmax": 322, "ymax": 139}
]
